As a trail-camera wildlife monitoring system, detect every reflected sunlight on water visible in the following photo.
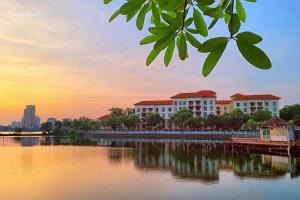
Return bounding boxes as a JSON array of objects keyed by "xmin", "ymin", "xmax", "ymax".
[{"xmin": 0, "ymin": 136, "xmax": 300, "ymax": 200}]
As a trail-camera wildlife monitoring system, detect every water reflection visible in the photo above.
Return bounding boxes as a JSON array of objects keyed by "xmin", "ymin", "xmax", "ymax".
[{"xmin": 1, "ymin": 136, "xmax": 300, "ymax": 183}]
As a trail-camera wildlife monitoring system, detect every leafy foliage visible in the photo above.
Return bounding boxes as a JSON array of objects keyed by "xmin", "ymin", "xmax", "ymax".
[
  {"xmin": 170, "ymin": 108, "xmax": 193, "ymax": 129},
  {"xmin": 104, "ymin": 0, "xmax": 271, "ymax": 76},
  {"xmin": 144, "ymin": 112, "xmax": 164, "ymax": 128},
  {"xmin": 280, "ymin": 104, "xmax": 300, "ymax": 121}
]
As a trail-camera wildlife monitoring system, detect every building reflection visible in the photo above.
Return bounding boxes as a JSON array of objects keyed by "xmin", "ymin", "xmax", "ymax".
[
  {"xmin": 93, "ymin": 140, "xmax": 300, "ymax": 183},
  {"xmin": 2, "ymin": 136, "xmax": 300, "ymax": 183}
]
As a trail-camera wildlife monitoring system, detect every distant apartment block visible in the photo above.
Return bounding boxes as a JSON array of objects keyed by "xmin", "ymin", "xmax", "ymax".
[
  {"xmin": 22, "ymin": 105, "xmax": 41, "ymax": 129},
  {"xmin": 10, "ymin": 121, "xmax": 22, "ymax": 129},
  {"xmin": 134, "ymin": 90, "xmax": 281, "ymax": 120},
  {"xmin": 47, "ymin": 117, "xmax": 57, "ymax": 125}
]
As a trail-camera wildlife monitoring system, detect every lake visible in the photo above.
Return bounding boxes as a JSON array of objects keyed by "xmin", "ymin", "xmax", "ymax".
[{"xmin": 0, "ymin": 136, "xmax": 300, "ymax": 200}]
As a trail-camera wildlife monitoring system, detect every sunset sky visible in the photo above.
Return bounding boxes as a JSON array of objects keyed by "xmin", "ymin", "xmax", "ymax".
[{"xmin": 0, "ymin": 0, "xmax": 299, "ymax": 125}]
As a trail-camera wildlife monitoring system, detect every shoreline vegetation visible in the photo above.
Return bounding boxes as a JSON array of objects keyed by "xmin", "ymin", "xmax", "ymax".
[
  {"xmin": 39, "ymin": 104, "xmax": 299, "ymax": 135},
  {"xmin": 1, "ymin": 104, "xmax": 299, "ymax": 137}
]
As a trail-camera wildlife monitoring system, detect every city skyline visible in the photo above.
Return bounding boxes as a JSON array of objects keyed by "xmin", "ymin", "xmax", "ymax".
[{"xmin": 0, "ymin": 0, "xmax": 300, "ymax": 124}]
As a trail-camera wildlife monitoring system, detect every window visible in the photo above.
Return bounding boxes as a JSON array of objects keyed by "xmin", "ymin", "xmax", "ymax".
[
  {"xmin": 137, "ymin": 108, "xmax": 140, "ymax": 112},
  {"xmin": 210, "ymin": 106, "xmax": 214, "ymax": 111},
  {"xmin": 210, "ymin": 100, "xmax": 214, "ymax": 105},
  {"xmin": 244, "ymin": 108, "xmax": 247, "ymax": 113},
  {"xmin": 162, "ymin": 113, "xmax": 165, "ymax": 118},
  {"xmin": 204, "ymin": 106, "xmax": 207, "ymax": 111},
  {"xmin": 168, "ymin": 107, "xmax": 172, "ymax": 112},
  {"xmin": 183, "ymin": 101, "xmax": 186, "ymax": 106},
  {"xmin": 179, "ymin": 101, "xmax": 182, "ymax": 106},
  {"xmin": 257, "ymin": 102, "xmax": 263, "ymax": 107},
  {"xmin": 204, "ymin": 100, "xmax": 207, "ymax": 105},
  {"xmin": 243, "ymin": 102, "xmax": 247, "ymax": 107},
  {"xmin": 174, "ymin": 101, "xmax": 177, "ymax": 106},
  {"xmin": 236, "ymin": 103, "xmax": 240, "ymax": 107},
  {"xmin": 265, "ymin": 102, "xmax": 269, "ymax": 106},
  {"xmin": 195, "ymin": 101, "xmax": 201, "ymax": 105},
  {"xmin": 162, "ymin": 107, "xmax": 165, "ymax": 112},
  {"xmin": 224, "ymin": 107, "xmax": 227, "ymax": 111},
  {"xmin": 273, "ymin": 102, "xmax": 277, "ymax": 106},
  {"xmin": 204, "ymin": 112, "xmax": 208, "ymax": 117},
  {"xmin": 273, "ymin": 107, "xmax": 277, "ymax": 112},
  {"xmin": 156, "ymin": 108, "xmax": 159, "ymax": 112}
]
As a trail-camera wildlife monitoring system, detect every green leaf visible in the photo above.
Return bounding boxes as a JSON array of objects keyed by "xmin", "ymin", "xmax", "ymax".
[
  {"xmin": 237, "ymin": 40, "xmax": 272, "ymax": 69},
  {"xmin": 156, "ymin": 0, "xmax": 183, "ymax": 11},
  {"xmin": 204, "ymin": 7, "xmax": 224, "ymax": 18},
  {"xmin": 178, "ymin": 34, "xmax": 187, "ymax": 60},
  {"xmin": 103, "ymin": 0, "xmax": 112, "ymax": 4},
  {"xmin": 208, "ymin": 18, "xmax": 218, "ymax": 29},
  {"xmin": 202, "ymin": 42, "xmax": 227, "ymax": 77},
  {"xmin": 236, "ymin": 31, "xmax": 262, "ymax": 44},
  {"xmin": 184, "ymin": 17, "xmax": 193, "ymax": 28},
  {"xmin": 236, "ymin": 0, "xmax": 246, "ymax": 23},
  {"xmin": 139, "ymin": 35, "xmax": 160, "ymax": 45},
  {"xmin": 198, "ymin": 37, "xmax": 228, "ymax": 53},
  {"xmin": 244, "ymin": 0, "xmax": 257, "ymax": 2},
  {"xmin": 224, "ymin": 13, "xmax": 231, "ymax": 24},
  {"xmin": 136, "ymin": 3, "xmax": 149, "ymax": 30},
  {"xmin": 186, "ymin": 32, "xmax": 201, "ymax": 49},
  {"xmin": 186, "ymin": 28, "xmax": 198, "ymax": 34},
  {"xmin": 109, "ymin": 9, "xmax": 120, "ymax": 23},
  {"xmin": 148, "ymin": 27, "xmax": 176, "ymax": 35},
  {"xmin": 161, "ymin": 13, "xmax": 178, "ymax": 26},
  {"xmin": 193, "ymin": 8, "xmax": 208, "ymax": 37},
  {"xmin": 154, "ymin": 33, "xmax": 175, "ymax": 50},
  {"xmin": 228, "ymin": 14, "xmax": 240, "ymax": 35},
  {"xmin": 196, "ymin": 0, "xmax": 215, "ymax": 6},
  {"xmin": 146, "ymin": 48, "xmax": 160, "ymax": 66},
  {"xmin": 164, "ymin": 38, "xmax": 175, "ymax": 66},
  {"xmin": 152, "ymin": 3, "xmax": 160, "ymax": 22},
  {"xmin": 120, "ymin": 2, "xmax": 141, "ymax": 15}
]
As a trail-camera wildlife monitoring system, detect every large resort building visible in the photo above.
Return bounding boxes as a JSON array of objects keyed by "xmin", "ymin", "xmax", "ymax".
[{"xmin": 134, "ymin": 90, "xmax": 281, "ymax": 121}]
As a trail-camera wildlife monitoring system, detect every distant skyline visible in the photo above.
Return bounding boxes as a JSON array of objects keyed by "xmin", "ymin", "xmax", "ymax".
[{"xmin": 0, "ymin": 0, "xmax": 300, "ymax": 125}]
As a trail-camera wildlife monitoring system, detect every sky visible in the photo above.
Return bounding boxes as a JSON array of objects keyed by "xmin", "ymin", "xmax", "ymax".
[{"xmin": 0, "ymin": 0, "xmax": 299, "ymax": 125}]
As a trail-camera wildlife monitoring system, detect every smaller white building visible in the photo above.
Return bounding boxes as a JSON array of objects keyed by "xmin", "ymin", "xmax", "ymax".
[
  {"xmin": 230, "ymin": 93, "xmax": 280, "ymax": 117},
  {"xmin": 134, "ymin": 100, "xmax": 173, "ymax": 120}
]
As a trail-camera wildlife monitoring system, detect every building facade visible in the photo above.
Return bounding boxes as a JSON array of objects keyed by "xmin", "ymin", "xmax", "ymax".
[
  {"xmin": 216, "ymin": 100, "xmax": 233, "ymax": 116},
  {"xmin": 134, "ymin": 100, "xmax": 173, "ymax": 120},
  {"xmin": 170, "ymin": 90, "xmax": 217, "ymax": 117},
  {"xmin": 134, "ymin": 90, "xmax": 281, "ymax": 121},
  {"xmin": 230, "ymin": 93, "xmax": 280, "ymax": 117}
]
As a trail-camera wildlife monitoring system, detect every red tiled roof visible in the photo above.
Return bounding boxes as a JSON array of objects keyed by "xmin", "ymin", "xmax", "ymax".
[
  {"xmin": 134, "ymin": 100, "xmax": 173, "ymax": 106},
  {"xmin": 216, "ymin": 100, "xmax": 232, "ymax": 105},
  {"xmin": 261, "ymin": 117, "xmax": 287, "ymax": 127},
  {"xmin": 171, "ymin": 90, "xmax": 216, "ymax": 99},
  {"xmin": 97, "ymin": 114, "xmax": 110, "ymax": 120},
  {"xmin": 231, "ymin": 93, "xmax": 281, "ymax": 100}
]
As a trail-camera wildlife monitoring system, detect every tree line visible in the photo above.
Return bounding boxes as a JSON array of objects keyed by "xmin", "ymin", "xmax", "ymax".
[{"xmin": 41, "ymin": 104, "xmax": 300, "ymax": 134}]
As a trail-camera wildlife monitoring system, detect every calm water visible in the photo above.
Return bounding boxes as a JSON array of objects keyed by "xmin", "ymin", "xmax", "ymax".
[{"xmin": 0, "ymin": 136, "xmax": 300, "ymax": 200}]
